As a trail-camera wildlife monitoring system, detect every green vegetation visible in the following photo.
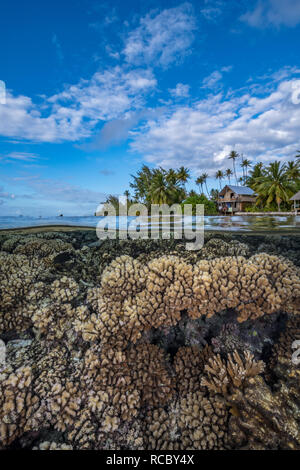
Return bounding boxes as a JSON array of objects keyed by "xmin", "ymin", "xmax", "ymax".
[
  {"xmin": 104, "ymin": 150, "xmax": 300, "ymax": 214},
  {"xmin": 182, "ymin": 193, "xmax": 218, "ymax": 215}
]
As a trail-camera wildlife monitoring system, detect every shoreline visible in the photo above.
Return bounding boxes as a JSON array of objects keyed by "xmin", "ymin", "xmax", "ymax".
[
  {"xmin": 234, "ymin": 211, "xmax": 296, "ymax": 216},
  {"xmin": 0, "ymin": 223, "xmax": 300, "ymax": 237}
]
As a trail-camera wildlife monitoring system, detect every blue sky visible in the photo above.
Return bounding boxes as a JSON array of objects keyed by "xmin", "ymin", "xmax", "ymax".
[{"xmin": 0, "ymin": 0, "xmax": 300, "ymax": 215}]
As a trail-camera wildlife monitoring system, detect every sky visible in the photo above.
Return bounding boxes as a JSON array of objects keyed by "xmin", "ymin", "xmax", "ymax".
[{"xmin": 0, "ymin": 0, "xmax": 300, "ymax": 216}]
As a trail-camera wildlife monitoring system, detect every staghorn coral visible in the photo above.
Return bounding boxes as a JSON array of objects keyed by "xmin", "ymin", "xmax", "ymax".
[
  {"xmin": 201, "ymin": 350, "xmax": 265, "ymax": 395},
  {"xmin": 200, "ymin": 349, "xmax": 300, "ymax": 449}
]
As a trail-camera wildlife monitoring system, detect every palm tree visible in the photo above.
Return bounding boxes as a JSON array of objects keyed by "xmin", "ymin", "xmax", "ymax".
[
  {"xmin": 130, "ymin": 165, "xmax": 154, "ymax": 204},
  {"xmin": 252, "ymin": 161, "xmax": 296, "ymax": 211},
  {"xmin": 177, "ymin": 167, "xmax": 190, "ymax": 185},
  {"xmin": 285, "ymin": 160, "xmax": 300, "ymax": 181},
  {"xmin": 295, "ymin": 150, "xmax": 300, "ymax": 159},
  {"xmin": 215, "ymin": 170, "xmax": 224, "ymax": 190},
  {"xmin": 210, "ymin": 188, "xmax": 219, "ymax": 202},
  {"xmin": 196, "ymin": 176, "xmax": 205, "ymax": 194},
  {"xmin": 124, "ymin": 190, "xmax": 130, "ymax": 198},
  {"xmin": 166, "ymin": 169, "xmax": 178, "ymax": 185},
  {"xmin": 150, "ymin": 172, "xmax": 172, "ymax": 204},
  {"xmin": 228, "ymin": 150, "xmax": 239, "ymax": 185},
  {"xmin": 201, "ymin": 173, "xmax": 209, "ymax": 197},
  {"xmin": 226, "ymin": 168, "xmax": 233, "ymax": 184},
  {"xmin": 248, "ymin": 162, "xmax": 264, "ymax": 189},
  {"xmin": 241, "ymin": 158, "xmax": 252, "ymax": 184}
]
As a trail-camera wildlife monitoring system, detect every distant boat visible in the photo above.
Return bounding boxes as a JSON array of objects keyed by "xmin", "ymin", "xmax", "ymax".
[{"xmin": 59, "ymin": 214, "xmax": 64, "ymax": 217}]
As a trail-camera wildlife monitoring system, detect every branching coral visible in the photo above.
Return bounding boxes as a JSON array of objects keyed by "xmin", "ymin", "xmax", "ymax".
[
  {"xmin": 1, "ymin": 233, "xmax": 299, "ymax": 451},
  {"xmin": 13, "ymin": 238, "xmax": 73, "ymax": 263},
  {"xmin": 173, "ymin": 345, "xmax": 212, "ymax": 396},
  {"xmin": 228, "ymin": 376, "xmax": 300, "ymax": 450},
  {"xmin": 200, "ymin": 349, "xmax": 300, "ymax": 450},
  {"xmin": 0, "ymin": 366, "xmax": 36, "ymax": 447},
  {"xmin": 201, "ymin": 350, "xmax": 265, "ymax": 395},
  {"xmin": 32, "ymin": 277, "xmax": 79, "ymax": 341},
  {"xmin": 0, "ymin": 252, "xmax": 49, "ymax": 334},
  {"xmin": 76, "ymin": 253, "xmax": 300, "ymax": 348}
]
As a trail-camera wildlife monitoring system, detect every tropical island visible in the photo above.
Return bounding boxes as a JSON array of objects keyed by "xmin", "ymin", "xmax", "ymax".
[{"xmin": 104, "ymin": 150, "xmax": 300, "ymax": 216}]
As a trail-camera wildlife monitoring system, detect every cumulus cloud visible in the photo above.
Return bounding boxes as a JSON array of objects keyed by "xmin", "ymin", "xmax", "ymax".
[
  {"xmin": 130, "ymin": 78, "xmax": 300, "ymax": 173},
  {"xmin": 123, "ymin": 3, "xmax": 196, "ymax": 68},
  {"xmin": 0, "ymin": 67, "xmax": 156, "ymax": 142},
  {"xmin": 241, "ymin": 0, "xmax": 300, "ymax": 28},
  {"xmin": 169, "ymin": 83, "xmax": 190, "ymax": 98}
]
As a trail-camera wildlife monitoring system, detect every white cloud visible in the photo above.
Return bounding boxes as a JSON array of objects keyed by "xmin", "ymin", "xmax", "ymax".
[
  {"xmin": 201, "ymin": 71, "xmax": 223, "ymax": 90},
  {"xmin": 241, "ymin": 0, "xmax": 300, "ymax": 28},
  {"xmin": 3, "ymin": 152, "xmax": 39, "ymax": 162},
  {"xmin": 0, "ymin": 67, "xmax": 156, "ymax": 142},
  {"xmin": 123, "ymin": 3, "xmax": 196, "ymax": 68},
  {"xmin": 169, "ymin": 83, "xmax": 190, "ymax": 98},
  {"xmin": 200, "ymin": 0, "xmax": 224, "ymax": 21},
  {"xmin": 201, "ymin": 66, "xmax": 232, "ymax": 90},
  {"xmin": 131, "ymin": 79, "xmax": 300, "ymax": 173}
]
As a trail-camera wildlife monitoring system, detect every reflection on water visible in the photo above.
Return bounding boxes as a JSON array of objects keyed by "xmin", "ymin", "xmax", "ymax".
[{"xmin": 0, "ymin": 214, "xmax": 299, "ymax": 232}]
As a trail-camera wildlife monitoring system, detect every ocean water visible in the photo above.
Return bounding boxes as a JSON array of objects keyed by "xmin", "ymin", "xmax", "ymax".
[
  {"xmin": 0, "ymin": 223, "xmax": 299, "ymax": 450},
  {"xmin": 0, "ymin": 214, "xmax": 300, "ymax": 232}
]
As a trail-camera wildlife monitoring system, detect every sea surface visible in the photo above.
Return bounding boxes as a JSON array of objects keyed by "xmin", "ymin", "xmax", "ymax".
[{"xmin": 0, "ymin": 214, "xmax": 300, "ymax": 232}]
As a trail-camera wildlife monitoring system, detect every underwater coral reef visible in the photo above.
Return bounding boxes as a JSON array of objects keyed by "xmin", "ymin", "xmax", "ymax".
[{"xmin": 0, "ymin": 230, "xmax": 299, "ymax": 450}]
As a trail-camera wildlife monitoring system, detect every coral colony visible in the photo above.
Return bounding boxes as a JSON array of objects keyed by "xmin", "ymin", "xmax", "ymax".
[{"xmin": 0, "ymin": 231, "xmax": 299, "ymax": 450}]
